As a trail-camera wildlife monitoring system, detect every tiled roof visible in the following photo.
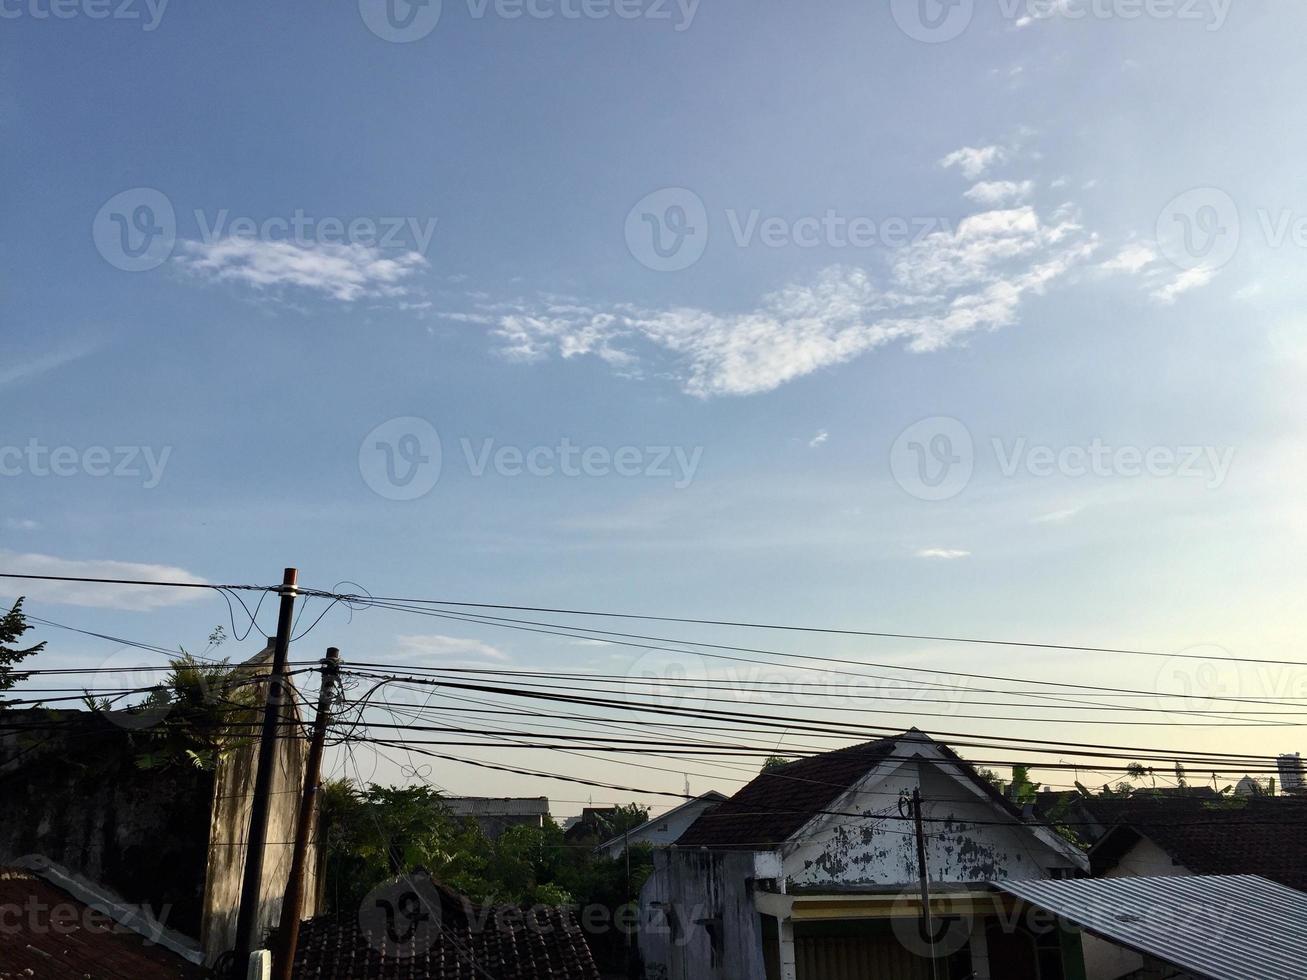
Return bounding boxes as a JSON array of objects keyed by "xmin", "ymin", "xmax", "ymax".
[
  {"xmin": 443, "ymin": 797, "xmax": 550, "ymax": 818},
  {"xmin": 0, "ymin": 869, "xmax": 205, "ymax": 980},
  {"xmin": 675, "ymin": 735, "xmax": 903, "ymax": 848},
  {"xmin": 1089, "ymin": 796, "xmax": 1307, "ymax": 890},
  {"xmin": 290, "ymin": 877, "xmax": 599, "ymax": 980}
]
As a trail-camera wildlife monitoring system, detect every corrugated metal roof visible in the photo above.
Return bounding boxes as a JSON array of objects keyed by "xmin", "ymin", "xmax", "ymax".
[{"xmin": 997, "ymin": 874, "xmax": 1307, "ymax": 980}]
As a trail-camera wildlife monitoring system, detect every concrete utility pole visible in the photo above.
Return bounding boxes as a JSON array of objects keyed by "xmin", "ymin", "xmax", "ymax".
[
  {"xmin": 234, "ymin": 568, "xmax": 299, "ymax": 969},
  {"xmin": 272, "ymin": 647, "xmax": 340, "ymax": 980}
]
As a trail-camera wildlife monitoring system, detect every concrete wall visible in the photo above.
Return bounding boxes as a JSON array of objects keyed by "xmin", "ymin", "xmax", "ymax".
[
  {"xmin": 199, "ymin": 659, "xmax": 319, "ymax": 965},
  {"xmin": 639, "ymin": 849, "xmax": 770, "ymax": 980},
  {"xmin": 1, "ymin": 651, "xmax": 322, "ymax": 969},
  {"xmin": 0, "ymin": 710, "xmax": 214, "ymax": 937}
]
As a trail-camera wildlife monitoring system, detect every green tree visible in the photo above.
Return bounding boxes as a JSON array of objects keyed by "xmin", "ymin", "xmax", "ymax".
[
  {"xmin": 129, "ymin": 652, "xmax": 260, "ymax": 770},
  {"xmin": 1008, "ymin": 765, "xmax": 1041, "ymax": 804},
  {"xmin": 0, "ymin": 598, "xmax": 44, "ymax": 705},
  {"xmin": 761, "ymin": 755, "xmax": 793, "ymax": 773}
]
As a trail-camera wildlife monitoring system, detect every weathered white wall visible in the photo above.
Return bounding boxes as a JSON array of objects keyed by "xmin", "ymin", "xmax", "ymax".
[
  {"xmin": 199, "ymin": 660, "xmax": 319, "ymax": 965},
  {"xmin": 785, "ymin": 757, "xmax": 1081, "ymax": 889},
  {"xmin": 639, "ymin": 849, "xmax": 770, "ymax": 980}
]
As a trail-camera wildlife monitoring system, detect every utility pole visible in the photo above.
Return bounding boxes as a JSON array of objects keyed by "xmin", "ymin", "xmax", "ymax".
[
  {"xmin": 272, "ymin": 647, "xmax": 340, "ymax": 980},
  {"xmin": 913, "ymin": 788, "xmax": 940, "ymax": 980},
  {"xmin": 234, "ymin": 568, "xmax": 299, "ymax": 970}
]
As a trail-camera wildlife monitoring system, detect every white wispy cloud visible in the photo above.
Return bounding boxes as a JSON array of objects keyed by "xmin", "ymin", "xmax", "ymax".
[
  {"xmin": 1100, "ymin": 243, "xmax": 1158, "ymax": 274},
  {"xmin": 939, "ymin": 145, "xmax": 1006, "ymax": 179},
  {"xmin": 0, "ymin": 341, "xmax": 99, "ymax": 391},
  {"xmin": 3, "ymin": 518, "xmax": 40, "ymax": 531},
  {"xmin": 0, "ymin": 552, "xmax": 207, "ymax": 610},
  {"xmin": 1151, "ymin": 265, "xmax": 1217, "ymax": 305},
  {"xmin": 177, "ymin": 238, "xmax": 428, "ymax": 303},
  {"xmin": 808, "ymin": 430, "xmax": 830, "ymax": 448},
  {"xmin": 964, "ymin": 180, "xmax": 1034, "ymax": 206},
  {"xmin": 394, "ymin": 633, "xmax": 510, "ymax": 663},
  {"xmin": 916, "ymin": 548, "xmax": 971, "ymax": 560},
  {"xmin": 1097, "ymin": 241, "xmax": 1219, "ymax": 305},
  {"xmin": 471, "ymin": 201, "xmax": 1097, "ymax": 397}
]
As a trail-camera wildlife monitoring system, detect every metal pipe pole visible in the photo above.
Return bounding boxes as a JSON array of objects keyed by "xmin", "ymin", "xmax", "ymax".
[
  {"xmin": 272, "ymin": 647, "xmax": 340, "ymax": 980},
  {"xmin": 233, "ymin": 567, "xmax": 299, "ymax": 969}
]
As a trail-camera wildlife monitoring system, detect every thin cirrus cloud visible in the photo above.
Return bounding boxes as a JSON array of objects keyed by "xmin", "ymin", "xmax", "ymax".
[
  {"xmin": 3, "ymin": 519, "xmax": 40, "ymax": 531},
  {"xmin": 394, "ymin": 633, "xmax": 511, "ymax": 663},
  {"xmin": 916, "ymin": 548, "xmax": 972, "ymax": 560},
  {"xmin": 1097, "ymin": 242, "xmax": 1219, "ymax": 305},
  {"xmin": 176, "ymin": 237, "xmax": 428, "ymax": 303},
  {"xmin": 0, "ymin": 340, "xmax": 100, "ymax": 392},
  {"xmin": 0, "ymin": 552, "xmax": 207, "ymax": 610},
  {"xmin": 469, "ymin": 178, "xmax": 1100, "ymax": 397}
]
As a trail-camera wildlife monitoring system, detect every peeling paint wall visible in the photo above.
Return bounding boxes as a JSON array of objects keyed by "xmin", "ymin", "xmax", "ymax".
[
  {"xmin": 786, "ymin": 758, "xmax": 1080, "ymax": 890},
  {"xmin": 639, "ymin": 849, "xmax": 768, "ymax": 980}
]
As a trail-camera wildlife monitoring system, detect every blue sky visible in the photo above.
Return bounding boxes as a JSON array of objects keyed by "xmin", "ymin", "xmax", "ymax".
[{"xmin": 4, "ymin": 1, "xmax": 1307, "ymax": 809}]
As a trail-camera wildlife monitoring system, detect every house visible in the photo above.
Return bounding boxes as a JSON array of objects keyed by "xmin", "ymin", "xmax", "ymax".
[
  {"xmin": 286, "ymin": 872, "xmax": 600, "ymax": 980},
  {"xmin": 595, "ymin": 791, "xmax": 727, "ymax": 859},
  {"xmin": 1088, "ymin": 795, "xmax": 1307, "ymax": 889},
  {"xmin": 0, "ymin": 862, "xmax": 208, "ymax": 979},
  {"xmin": 1081, "ymin": 795, "xmax": 1307, "ymax": 979},
  {"xmin": 0, "ymin": 638, "xmax": 322, "ymax": 967},
  {"xmin": 442, "ymin": 796, "xmax": 550, "ymax": 839},
  {"xmin": 640, "ymin": 729, "xmax": 1089, "ymax": 980}
]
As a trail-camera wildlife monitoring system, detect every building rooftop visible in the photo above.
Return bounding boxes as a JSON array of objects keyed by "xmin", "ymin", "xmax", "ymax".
[
  {"xmin": 442, "ymin": 796, "xmax": 550, "ymax": 817},
  {"xmin": 0, "ymin": 867, "xmax": 206, "ymax": 980},
  {"xmin": 1090, "ymin": 795, "xmax": 1307, "ymax": 890},
  {"xmin": 289, "ymin": 875, "xmax": 598, "ymax": 980}
]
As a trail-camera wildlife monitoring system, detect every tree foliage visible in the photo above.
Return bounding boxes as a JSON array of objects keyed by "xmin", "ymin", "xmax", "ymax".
[
  {"xmin": 0, "ymin": 597, "xmax": 44, "ymax": 704},
  {"xmin": 319, "ymin": 780, "xmax": 655, "ymax": 923}
]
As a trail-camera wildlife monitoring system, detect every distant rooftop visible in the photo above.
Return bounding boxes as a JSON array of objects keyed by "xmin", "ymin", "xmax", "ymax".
[{"xmin": 443, "ymin": 796, "xmax": 550, "ymax": 817}]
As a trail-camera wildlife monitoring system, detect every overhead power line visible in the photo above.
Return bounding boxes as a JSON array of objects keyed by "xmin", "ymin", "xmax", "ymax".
[{"xmin": 308, "ymin": 588, "xmax": 1307, "ymax": 668}]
